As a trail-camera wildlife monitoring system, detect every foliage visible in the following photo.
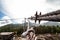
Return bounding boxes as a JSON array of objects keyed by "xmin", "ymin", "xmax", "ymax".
[
  {"xmin": 34, "ymin": 25, "xmax": 60, "ymax": 34},
  {"xmin": 0, "ymin": 24, "xmax": 60, "ymax": 36}
]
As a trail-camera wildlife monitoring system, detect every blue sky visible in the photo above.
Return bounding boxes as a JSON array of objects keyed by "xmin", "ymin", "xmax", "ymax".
[
  {"xmin": 0, "ymin": 12, "xmax": 6, "ymax": 19},
  {"xmin": 0, "ymin": 0, "xmax": 13, "ymax": 26},
  {"xmin": 0, "ymin": 0, "xmax": 6, "ymax": 19}
]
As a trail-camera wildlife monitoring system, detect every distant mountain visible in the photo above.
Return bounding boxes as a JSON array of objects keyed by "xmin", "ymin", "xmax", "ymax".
[
  {"xmin": 41, "ymin": 22, "xmax": 60, "ymax": 26},
  {"xmin": 9, "ymin": 21, "xmax": 60, "ymax": 26},
  {"xmin": 1, "ymin": 21, "xmax": 60, "ymax": 27},
  {"xmin": 21, "ymin": 22, "xmax": 40, "ymax": 27}
]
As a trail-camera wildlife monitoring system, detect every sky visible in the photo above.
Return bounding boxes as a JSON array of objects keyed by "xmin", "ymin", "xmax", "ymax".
[
  {"xmin": 47, "ymin": 0, "xmax": 60, "ymax": 5},
  {"xmin": 0, "ymin": 0, "xmax": 60, "ymax": 26},
  {"xmin": 0, "ymin": 12, "xmax": 6, "ymax": 19},
  {"xmin": 1, "ymin": 0, "xmax": 60, "ymax": 18}
]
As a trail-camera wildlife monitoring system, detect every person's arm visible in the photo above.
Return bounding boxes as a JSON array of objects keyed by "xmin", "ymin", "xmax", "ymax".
[
  {"xmin": 26, "ymin": 35, "xmax": 30, "ymax": 40},
  {"xmin": 35, "ymin": 36, "xmax": 37, "ymax": 40}
]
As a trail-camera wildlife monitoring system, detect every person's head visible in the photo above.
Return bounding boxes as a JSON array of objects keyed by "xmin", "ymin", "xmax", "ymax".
[
  {"xmin": 28, "ymin": 30, "xmax": 35, "ymax": 36},
  {"xmin": 28, "ymin": 30, "xmax": 35, "ymax": 33}
]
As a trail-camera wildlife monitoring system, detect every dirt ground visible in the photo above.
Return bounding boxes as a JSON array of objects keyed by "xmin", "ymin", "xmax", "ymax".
[
  {"xmin": 15, "ymin": 37, "xmax": 26, "ymax": 40},
  {"xmin": 15, "ymin": 33, "xmax": 60, "ymax": 40}
]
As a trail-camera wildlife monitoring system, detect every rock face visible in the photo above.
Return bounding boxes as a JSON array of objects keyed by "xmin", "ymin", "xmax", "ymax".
[
  {"xmin": 36, "ymin": 34, "xmax": 60, "ymax": 40},
  {"xmin": 0, "ymin": 32, "xmax": 15, "ymax": 40}
]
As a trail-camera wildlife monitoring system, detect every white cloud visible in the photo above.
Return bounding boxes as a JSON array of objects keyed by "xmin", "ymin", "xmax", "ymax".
[
  {"xmin": 0, "ymin": 16, "xmax": 12, "ymax": 27},
  {"xmin": 1, "ymin": 0, "xmax": 60, "ymax": 24},
  {"xmin": 2, "ymin": 0, "xmax": 60, "ymax": 18},
  {"xmin": 47, "ymin": 0, "xmax": 60, "ymax": 6},
  {"xmin": 1, "ymin": 0, "xmax": 52, "ymax": 18}
]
